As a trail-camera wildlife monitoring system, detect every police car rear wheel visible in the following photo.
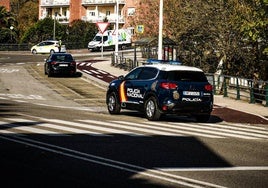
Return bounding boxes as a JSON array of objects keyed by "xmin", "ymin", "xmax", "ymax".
[
  {"xmin": 145, "ymin": 97, "xmax": 161, "ymax": 121},
  {"xmin": 107, "ymin": 92, "xmax": 121, "ymax": 114}
]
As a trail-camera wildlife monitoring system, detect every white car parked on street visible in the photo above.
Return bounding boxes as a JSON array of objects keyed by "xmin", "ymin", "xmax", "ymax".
[{"xmin": 31, "ymin": 40, "xmax": 66, "ymax": 54}]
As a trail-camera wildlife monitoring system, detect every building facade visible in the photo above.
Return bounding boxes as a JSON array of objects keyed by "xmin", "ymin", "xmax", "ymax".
[
  {"xmin": 39, "ymin": 0, "xmax": 137, "ymax": 29},
  {"xmin": 0, "ymin": 0, "xmax": 10, "ymax": 11}
]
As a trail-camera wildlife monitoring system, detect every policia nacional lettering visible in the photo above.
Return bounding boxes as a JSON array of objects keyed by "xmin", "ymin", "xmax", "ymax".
[{"xmin": 127, "ymin": 88, "xmax": 143, "ymax": 98}]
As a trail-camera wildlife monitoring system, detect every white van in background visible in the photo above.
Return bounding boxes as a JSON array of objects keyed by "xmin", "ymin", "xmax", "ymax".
[{"xmin": 88, "ymin": 29, "xmax": 132, "ymax": 51}]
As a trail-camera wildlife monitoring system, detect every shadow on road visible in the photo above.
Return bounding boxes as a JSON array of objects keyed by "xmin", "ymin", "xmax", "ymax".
[{"xmin": 0, "ymin": 118, "xmax": 231, "ymax": 188}]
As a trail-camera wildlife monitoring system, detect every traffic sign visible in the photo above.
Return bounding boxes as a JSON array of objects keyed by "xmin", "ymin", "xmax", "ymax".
[{"xmin": 96, "ymin": 22, "xmax": 110, "ymax": 34}]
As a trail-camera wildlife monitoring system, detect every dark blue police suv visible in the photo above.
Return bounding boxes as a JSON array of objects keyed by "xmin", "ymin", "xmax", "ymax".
[{"xmin": 106, "ymin": 62, "xmax": 213, "ymax": 122}]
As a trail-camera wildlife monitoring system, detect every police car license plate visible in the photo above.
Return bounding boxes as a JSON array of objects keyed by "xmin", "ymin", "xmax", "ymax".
[{"xmin": 183, "ymin": 91, "xmax": 200, "ymax": 96}]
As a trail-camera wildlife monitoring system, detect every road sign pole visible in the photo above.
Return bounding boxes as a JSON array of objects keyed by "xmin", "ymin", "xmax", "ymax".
[
  {"xmin": 101, "ymin": 34, "xmax": 104, "ymax": 58},
  {"xmin": 96, "ymin": 22, "xmax": 110, "ymax": 58}
]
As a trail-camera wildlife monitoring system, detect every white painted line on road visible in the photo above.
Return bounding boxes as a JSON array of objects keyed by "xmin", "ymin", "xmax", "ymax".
[
  {"xmin": 206, "ymin": 122, "xmax": 267, "ymax": 130},
  {"xmin": 0, "ymin": 119, "xmax": 60, "ymax": 135},
  {"xmin": 115, "ymin": 121, "xmax": 223, "ymax": 138},
  {"xmin": 97, "ymin": 69, "xmax": 108, "ymax": 74},
  {"xmin": 199, "ymin": 123, "xmax": 268, "ymax": 139},
  {"xmin": 78, "ymin": 62, "xmax": 86, "ymax": 66},
  {"xmin": 106, "ymin": 120, "xmax": 187, "ymax": 137},
  {"xmin": 39, "ymin": 118, "xmax": 133, "ymax": 136},
  {"xmin": 78, "ymin": 119, "xmax": 146, "ymax": 136},
  {"xmin": 167, "ymin": 122, "xmax": 262, "ymax": 140},
  {"xmin": 157, "ymin": 166, "xmax": 268, "ymax": 172},
  {"xmin": 4, "ymin": 118, "xmax": 106, "ymax": 136},
  {"xmin": 82, "ymin": 69, "xmax": 92, "ymax": 74},
  {"xmin": 89, "ymin": 69, "xmax": 99, "ymax": 74},
  {"xmin": 0, "ymin": 129, "xmax": 25, "ymax": 136}
]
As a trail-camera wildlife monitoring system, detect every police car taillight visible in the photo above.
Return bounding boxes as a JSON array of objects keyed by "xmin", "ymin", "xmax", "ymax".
[
  {"xmin": 71, "ymin": 61, "xmax": 76, "ymax": 66},
  {"xmin": 51, "ymin": 61, "xmax": 57, "ymax": 65},
  {"xmin": 205, "ymin": 84, "xmax": 213, "ymax": 91},
  {"xmin": 160, "ymin": 82, "xmax": 178, "ymax": 89}
]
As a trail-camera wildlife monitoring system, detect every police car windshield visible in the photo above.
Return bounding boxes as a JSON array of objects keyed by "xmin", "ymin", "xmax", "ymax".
[{"xmin": 163, "ymin": 71, "xmax": 208, "ymax": 82}]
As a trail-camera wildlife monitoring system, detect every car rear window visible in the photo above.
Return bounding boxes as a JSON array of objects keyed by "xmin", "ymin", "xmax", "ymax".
[
  {"xmin": 51, "ymin": 54, "xmax": 73, "ymax": 62},
  {"xmin": 138, "ymin": 67, "xmax": 158, "ymax": 80},
  {"xmin": 161, "ymin": 71, "xmax": 208, "ymax": 82}
]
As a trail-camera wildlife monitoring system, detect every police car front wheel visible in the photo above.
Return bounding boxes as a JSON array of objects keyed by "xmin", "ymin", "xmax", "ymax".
[
  {"xmin": 107, "ymin": 92, "xmax": 121, "ymax": 114},
  {"xmin": 145, "ymin": 97, "xmax": 161, "ymax": 121}
]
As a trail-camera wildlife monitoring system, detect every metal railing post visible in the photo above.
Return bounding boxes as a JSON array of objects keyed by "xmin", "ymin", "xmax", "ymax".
[
  {"xmin": 223, "ymin": 76, "xmax": 228, "ymax": 97},
  {"xmin": 212, "ymin": 75, "xmax": 216, "ymax": 95},
  {"xmin": 236, "ymin": 77, "xmax": 240, "ymax": 100},
  {"xmin": 249, "ymin": 86, "xmax": 255, "ymax": 103},
  {"xmin": 265, "ymin": 84, "xmax": 268, "ymax": 107},
  {"xmin": 111, "ymin": 53, "xmax": 114, "ymax": 66}
]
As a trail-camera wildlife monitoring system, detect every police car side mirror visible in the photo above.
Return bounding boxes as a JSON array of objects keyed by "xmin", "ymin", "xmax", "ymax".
[{"xmin": 118, "ymin": 75, "xmax": 124, "ymax": 80}]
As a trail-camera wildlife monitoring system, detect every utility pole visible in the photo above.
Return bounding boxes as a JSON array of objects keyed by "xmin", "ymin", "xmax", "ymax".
[
  {"xmin": 115, "ymin": 0, "xmax": 119, "ymax": 56},
  {"xmin": 114, "ymin": 0, "xmax": 119, "ymax": 63},
  {"xmin": 53, "ymin": 12, "xmax": 57, "ymax": 40},
  {"xmin": 158, "ymin": 0, "xmax": 163, "ymax": 60}
]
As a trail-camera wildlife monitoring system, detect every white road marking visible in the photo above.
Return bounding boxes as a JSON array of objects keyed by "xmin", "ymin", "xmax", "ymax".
[
  {"xmin": 4, "ymin": 118, "xmax": 105, "ymax": 136},
  {"xmin": 41, "ymin": 118, "xmax": 144, "ymax": 136},
  {"xmin": 82, "ymin": 69, "xmax": 92, "ymax": 74},
  {"xmin": 83, "ymin": 119, "xmax": 184, "ymax": 137},
  {"xmin": 158, "ymin": 166, "xmax": 268, "ymax": 172},
  {"xmin": 0, "ymin": 120, "xmax": 60, "ymax": 135},
  {"xmin": 114, "ymin": 121, "xmax": 224, "ymax": 138},
  {"xmin": 1, "ymin": 115, "xmax": 266, "ymax": 140}
]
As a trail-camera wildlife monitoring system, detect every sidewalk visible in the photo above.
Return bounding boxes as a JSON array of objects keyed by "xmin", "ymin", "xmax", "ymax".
[{"xmin": 87, "ymin": 56, "xmax": 268, "ymax": 120}]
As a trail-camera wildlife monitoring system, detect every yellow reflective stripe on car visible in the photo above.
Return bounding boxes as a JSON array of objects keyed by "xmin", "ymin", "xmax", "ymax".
[{"xmin": 119, "ymin": 81, "xmax": 127, "ymax": 102}]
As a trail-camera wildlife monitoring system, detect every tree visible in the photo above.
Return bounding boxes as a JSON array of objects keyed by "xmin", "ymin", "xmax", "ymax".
[
  {"xmin": 127, "ymin": 0, "xmax": 159, "ymax": 38},
  {"xmin": 21, "ymin": 17, "xmax": 67, "ymax": 44},
  {"xmin": 0, "ymin": 6, "xmax": 17, "ymax": 43},
  {"xmin": 65, "ymin": 19, "xmax": 98, "ymax": 49},
  {"xmin": 129, "ymin": 0, "xmax": 267, "ymax": 79},
  {"xmin": 21, "ymin": 18, "xmax": 98, "ymax": 49},
  {"xmin": 16, "ymin": 1, "xmax": 39, "ymax": 39}
]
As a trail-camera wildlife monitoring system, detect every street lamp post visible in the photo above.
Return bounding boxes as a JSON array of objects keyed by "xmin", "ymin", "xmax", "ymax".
[
  {"xmin": 115, "ymin": 0, "xmax": 119, "ymax": 56},
  {"xmin": 114, "ymin": 0, "xmax": 119, "ymax": 62},
  {"xmin": 53, "ymin": 12, "xmax": 57, "ymax": 40},
  {"xmin": 158, "ymin": 0, "xmax": 163, "ymax": 60},
  {"xmin": 10, "ymin": 26, "xmax": 14, "ymax": 43}
]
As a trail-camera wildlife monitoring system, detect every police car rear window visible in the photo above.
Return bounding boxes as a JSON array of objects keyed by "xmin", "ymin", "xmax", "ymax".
[{"xmin": 162, "ymin": 71, "xmax": 207, "ymax": 82}]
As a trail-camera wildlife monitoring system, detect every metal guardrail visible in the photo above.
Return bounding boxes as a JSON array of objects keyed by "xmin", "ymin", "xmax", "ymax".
[
  {"xmin": 0, "ymin": 44, "xmax": 31, "ymax": 51},
  {"xmin": 207, "ymin": 74, "xmax": 268, "ymax": 106},
  {"xmin": 111, "ymin": 53, "xmax": 268, "ymax": 107},
  {"xmin": 0, "ymin": 42, "xmax": 87, "ymax": 51}
]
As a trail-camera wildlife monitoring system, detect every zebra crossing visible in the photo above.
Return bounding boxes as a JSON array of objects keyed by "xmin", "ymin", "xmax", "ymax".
[
  {"xmin": 76, "ymin": 62, "xmax": 117, "ymax": 82},
  {"xmin": 0, "ymin": 117, "xmax": 267, "ymax": 140}
]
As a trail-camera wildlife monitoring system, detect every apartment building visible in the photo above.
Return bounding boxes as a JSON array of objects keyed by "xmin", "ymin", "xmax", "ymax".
[
  {"xmin": 0, "ymin": 0, "xmax": 10, "ymax": 11},
  {"xmin": 39, "ymin": 0, "xmax": 137, "ymax": 29}
]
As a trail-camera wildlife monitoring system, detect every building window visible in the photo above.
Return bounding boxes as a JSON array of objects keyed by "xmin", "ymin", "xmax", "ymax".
[
  {"xmin": 89, "ymin": 11, "xmax": 95, "ymax": 16},
  {"xmin": 106, "ymin": 11, "xmax": 110, "ymax": 16}
]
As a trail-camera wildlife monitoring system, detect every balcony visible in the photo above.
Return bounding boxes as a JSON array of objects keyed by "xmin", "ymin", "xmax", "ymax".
[
  {"xmin": 40, "ymin": 0, "xmax": 70, "ymax": 7},
  {"xmin": 41, "ymin": 14, "xmax": 70, "ymax": 24},
  {"xmin": 82, "ymin": 0, "xmax": 125, "ymax": 6},
  {"xmin": 82, "ymin": 15, "xmax": 125, "ymax": 24}
]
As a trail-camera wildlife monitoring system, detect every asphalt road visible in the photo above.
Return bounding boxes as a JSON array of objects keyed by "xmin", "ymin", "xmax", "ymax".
[{"xmin": 0, "ymin": 52, "xmax": 267, "ymax": 188}]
